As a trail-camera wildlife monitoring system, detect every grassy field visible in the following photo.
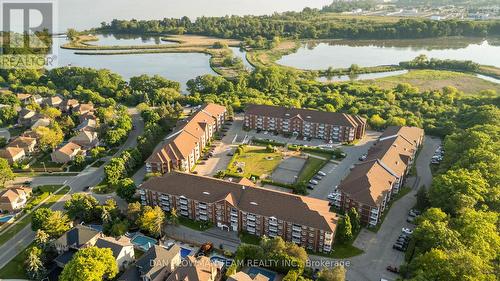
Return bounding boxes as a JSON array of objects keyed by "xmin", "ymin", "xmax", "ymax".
[
  {"xmin": 296, "ymin": 156, "xmax": 328, "ymax": 184},
  {"xmin": 0, "ymin": 185, "xmax": 69, "ymax": 246},
  {"xmin": 361, "ymin": 69, "xmax": 500, "ymax": 95},
  {"xmin": 227, "ymin": 146, "xmax": 283, "ymax": 178}
]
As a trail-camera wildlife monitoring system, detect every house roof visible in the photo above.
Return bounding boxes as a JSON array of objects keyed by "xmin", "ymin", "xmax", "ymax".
[
  {"xmin": 55, "ymin": 225, "xmax": 100, "ymax": 249},
  {"xmin": 141, "ymin": 172, "xmax": 337, "ymax": 232},
  {"xmin": 245, "ymin": 104, "xmax": 366, "ymax": 128},
  {"xmin": 229, "ymin": 272, "xmax": 270, "ymax": 281},
  {"xmin": 365, "ymin": 135, "xmax": 416, "ymax": 177},
  {"xmin": 18, "ymin": 108, "xmax": 35, "ymax": 119},
  {"xmin": 0, "ymin": 147, "xmax": 25, "ymax": 159},
  {"xmin": 380, "ymin": 126, "xmax": 424, "ymax": 147},
  {"xmin": 202, "ymin": 103, "xmax": 227, "ymax": 118},
  {"xmin": 56, "ymin": 142, "xmax": 81, "ymax": 156},
  {"xmin": 166, "ymin": 256, "xmax": 221, "ymax": 281},
  {"xmin": 31, "ymin": 118, "xmax": 51, "ymax": 129},
  {"xmin": 75, "ymin": 103, "xmax": 94, "ymax": 114},
  {"xmin": 95, "ymin": 236, "xmax": 133, "ymax": 258},
  {"xmin": 0, "ymin": 187, "xmax": 32, "ymax": 204},
  {"xmin": 136, "ymin": 244, "xmax": 181, "ymax": 280},
  {"xmin": 70, "ymin": 130, "xmax": 97, "ymax": 143},
  {"xmin": 16, "ymin": 93, "xmax": 32, "ymax": 101},
  {"xmin": 338, "ymin": 160, "xmax": 397, "ymax": 207},
  {"xmin": 7, "ymin": 136, "xmax": 36, "ymax": 148}
]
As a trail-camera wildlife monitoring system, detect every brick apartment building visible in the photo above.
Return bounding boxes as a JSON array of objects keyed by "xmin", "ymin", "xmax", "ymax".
[
  {"xmin": 145, "ymin": 103, "xmax": 226, "ymax": 174},
  {"xmin": 335, "ymin": 126, "xmax": 424, "ymax": 226},
  {"xmin": 244, "ymin": 104, "xmax": 366, "ymax": 143},
  {"xmin": 139, "ymin": 172, "xmax": 338, "ymax": 253}
]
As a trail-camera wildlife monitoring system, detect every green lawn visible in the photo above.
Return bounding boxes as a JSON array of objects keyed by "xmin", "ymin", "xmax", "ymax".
[
  {"xmin": 30, "ymin": 152, "xmax": 64, "ymax": 169},
  {"xmin": 92, "ymin": 179, "xmax": 115, "ymax": 194},
  {"xmin": 296, "ymin": 156, "xmax": 328, "ymax": 184},
  {"xmin": 362, "ymin": 69, "xmax": 500, "ymax": 95},
  {"xmin": 178, "ymin": 217, "xmax": 212, "ymax": 231},
  {"xmin": 0, "ymin": 242, "xmax": 32, "ymax": 279},
  {"xmin": 227, "ymin": 146, "xmax": 283, "ymax": 178},
  {"xmin": 239, "ymin": 232, "xmax": 261, "ymax": 245},
  {"xmin": 0, "ymin": 185, "xmax": 69, "ymax": 246}
]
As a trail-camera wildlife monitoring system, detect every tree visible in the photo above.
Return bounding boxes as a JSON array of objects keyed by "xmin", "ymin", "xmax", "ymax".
[
  {"xmin": 336, "ymin": 216, "xmax": 353, "ymax": 243},
  {"xmin": 25, "ymin": 246, "xmax": 46, "ymax": 280},
  {"xmin": 169, "ymin": 208, "xmax": 179, "ymax": 225},
  {"xmin": 73, "ymin": 154, "xmax": 86, "ymax": 168},
  {"xmin": 32, "ymin": 208, "xmax": 71, "ymax": 238},
  {"xmin": 64, "ymin": 193, "xmax": 99, "ymax": 222},
  {"xmin": 429, "ymin": 169, "xmax": 489, "ymax": 215},
  {"xmin": 40, "ymin": 107, "xmax": 62, "ymax": 119},
  {"xmin": 318, "ymin": 266, "xmax": 346, "ymax": 281},
  {"xmin": 59, "ymin": 247, "xmax": 118, "ymax": 281},
  {"xmin": 116, "ymin": 178, "xmax": 136, "ymax": 202},
  {"xmin": 368, "ymin": 114, "xmax": 386, "ymax": 129},
  {"xmin": 0, "ymin": 158, "xmax": 14, "ymax": 187},
  {"xmin": 348, "ymin": 208, "xmax": 361, "ymax": 234},
  {"xmin": 127, "ymin": 202, "xmax": 142, "ymax": 223},
  {"xmin": 416, "ymin": 186, "xmax": 430, "ymax": 211},
  {"xmin": 35, "ymin": 124, "xmax": 64, "ymax": 151},
  {"xmin": 104, "ymin": 158, "xmax": 126, "ymax": 185},
  {"xmin": 137, "ymin": 206, "xmax": 165, "ymax": 237}
]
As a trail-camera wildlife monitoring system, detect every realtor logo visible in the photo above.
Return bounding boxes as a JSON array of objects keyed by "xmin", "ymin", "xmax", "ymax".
[{"xmin": 1, "ymin": 0, "xmax": 56, "ymax": 68}]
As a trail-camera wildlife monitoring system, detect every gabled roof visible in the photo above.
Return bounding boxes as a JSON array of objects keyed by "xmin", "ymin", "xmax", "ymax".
[
  {"xmin": 7, "ymin": 136, "xmax": 36, "ymax": 148},
  {"xmin": 0, "ymin": 187, "xmax": 32, "ymax": 204},
  {"xmin": 95, "ymin": 236, "xmax": 133, "ymax": 258},
  {"xmin": 380, "ymin": 126, "xmax": 424, "ymax": 147},
  {"xmin": 229, "ymin": 272, "xmax": 269, "ymax": 281},
  {"xmin": 245, "ymin": 104, "xmax": 365, "ymax": 128},
  {"xmin": 166, "ymin": 256, "xmax": 220, "ymax": 281},
  {"xmin": 136, "ymin": 244, "xmax": 181, "ymax": 280},
  {"xmin": 55, "ymin": 225, "xmax": 100, "ymax": 249},
  {"xmin": 0, "ymin": 147, "xmax": 25, "ymax": 158},
  {"xmin": 338, "ymin": 160, "xmax": 397, "ymax": 207},
  {"xmin": 366, "ymin": 135, "xmax": 416, "ymax": 177},
  {"xmin": 56, "ymin": 142, "xmax": 81, "ymax": 156},
  {"xmin": 141, "ymin": 172, "xmax": 338, "ymax": 232},
  {"xmin": 202, "ymin": 103, "xmax": 227, "ymax": 117}
]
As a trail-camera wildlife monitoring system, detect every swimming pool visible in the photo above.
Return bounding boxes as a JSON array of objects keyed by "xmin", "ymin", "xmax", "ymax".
[
  {"xmin": 131, "ymin": 235, "xmax": 157, "ymax": 251},
  {"xmin": 248, "ymin": 267, "xmax": 277, "ymax": 281},
  {"xmin": 210, "ymin": 255, "xmax": 233, "ymax": 267},
  {"xmin": 0, "ymin": 215, "xmax": 14, "ymax": 223},
  {"xmin": 180, "ymin": 247, "xmax": 192, "ymax": 259}
]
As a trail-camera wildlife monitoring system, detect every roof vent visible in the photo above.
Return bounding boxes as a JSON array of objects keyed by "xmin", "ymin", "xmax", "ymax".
[
  {"xmin": 306, "ymin": 115, "xmax": 311, "ymax": 119},
  {"xmin": 242, "ymin": 186, "xmax": 246, "ymax": 190},
  {"xmin": 203, "ymin": 192, "xmax": 210, "ymax": 195},
  {"xmin": 285, "ymin": 113, "xmax": 290, "ymax": 116},
  {"xmin": 250, "ymin": 202, "xmax": 258, "ymax": 206}
]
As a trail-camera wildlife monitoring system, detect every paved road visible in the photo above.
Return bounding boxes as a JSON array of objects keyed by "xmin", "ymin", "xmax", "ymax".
[
  {"xmin": 342, "ymin": 136, "xmax": 441, "ymax": 281},
  {"xmin": 0, "ymin": 109, "xmax": 144, "ymax": 269}
]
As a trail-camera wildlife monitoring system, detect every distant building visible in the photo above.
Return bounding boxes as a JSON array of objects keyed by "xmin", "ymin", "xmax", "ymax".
[
  {"xmin": 140, "ymin": 172, "xmax": 337, "ymax": 253},
  {"xmin": 166, "ymin": 256, "xmax": 221, "ymax": 281},
  {"xmin": 145, "ymin": 103, "xmax": 227, "ymax": 174},
  {"xmin": 53, "ymin": 225, "xmax": 100, "ymax": 255},
  {"xmin": 244, "ymin": 104, "xmax": 366, "ymax": 143}
]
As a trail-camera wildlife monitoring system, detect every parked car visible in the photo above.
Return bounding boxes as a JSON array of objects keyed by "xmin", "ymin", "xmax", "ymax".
[
  {"xmin": 408, "ymin": 209, "xmax": 421, "ymax": 217},
  {"xmin": 397, "ymin": 237, "xmax": 409, "ymax": 245},
  {"xmin": 386, "ymin": 266, "xmax": 399, "ymax": 273},
  {"xmin": 23, "ymin": 180, "xmax": 32, "ymax": 185},
  {"xmin": 407, "ymin": 216, "xmax": 416, "ymax": 223},
  {"xmin": 393, "ymin": 244, "xmax": 406, "ymax": 252},
  {"xmin": 313, "ymin": 175, "xmax": 323, "ymax": 180},
  {"xmin": 307, "ymin": 185, "xmax": 315, "ymax": 190},
  {"xmin": 358, "ymin": 154, "xmax": 367, "ymax": 161},
  {"xmin": 327, "ymin": 193, "xmax": 336, "ymax": 200},
  {"xmin": 317, "ymin": 171, "xmax": 326, "ymax": 176},
  {"xmin": 227, "ymin": 152, "xmax": 234, "ymax": 156},
  {"xmin": 309, "ymin": 180, "xmax": 319, "ymax": 185},
  {"xmin": 402, "ymin": 227, "xmax": 413, "ymax": 235},
  {"xmin": 83, "ymin": 186, "xmax": 90, "ymax": 191}
]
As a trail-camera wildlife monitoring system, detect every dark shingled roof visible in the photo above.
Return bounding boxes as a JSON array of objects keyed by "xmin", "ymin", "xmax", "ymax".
[
  {"xmin": 141, "ymin": 172, "xmax": 337, "ymax": 232},
  {"xmin": 136, "ymin": 244, "xmax": 181, "ymax": 280},
  {"xmin": 245, "ymin": 104, "xmax": 365, "ymax": 128}
]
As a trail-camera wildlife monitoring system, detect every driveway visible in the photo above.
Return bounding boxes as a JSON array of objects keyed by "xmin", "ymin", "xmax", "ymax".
[
  {"xmin": 343, "ymin": 136, "xmax": 441, "ymax": 281},
  {"xmin": 165, "ymin": 225, "xmax": 240, "ymax": 253}
]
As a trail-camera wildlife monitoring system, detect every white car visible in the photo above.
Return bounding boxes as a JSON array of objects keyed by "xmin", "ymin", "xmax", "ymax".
[
  {"xmin": 309, "ymin": 180, "xmax": 319, "ymax": 185},
  {"xmin": 327, "ymin": 194, "xmax": 336, "ymax": 200},
  {"xmin": 318, "ymin": 171, "xmax": 326, "ymax": 176},
  {"xmin": 402, "ymin": 227, "xmax": 413, "ymax": 235}
]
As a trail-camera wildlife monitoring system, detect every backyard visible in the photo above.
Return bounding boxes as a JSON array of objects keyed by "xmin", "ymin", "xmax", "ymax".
[{"xmin": 227, "ymin": 146, "xmax": 283, "ymax": 178}]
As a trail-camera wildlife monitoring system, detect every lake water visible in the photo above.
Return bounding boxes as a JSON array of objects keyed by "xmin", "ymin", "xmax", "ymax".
[
  {"xmin": 87, "ymin": 34, "xmax": 176, "ymax": 46},
  {"xmin": 317, "ymin": 70, "xmax": 409, "ymax": 82},
  {"xmin": 52, "ymin": 38, "xmax": 216, "ymax": 92},
  {"xmin": 230, "ymin": 47, "xmax": 254, "ymax": 70},
  {"xmin": 57, "ymin": 0, "xmax": 331, "ymax": 32},
  {"xmin": 278, "ymin": 38, "xmax": 500, "ymax": 69}
]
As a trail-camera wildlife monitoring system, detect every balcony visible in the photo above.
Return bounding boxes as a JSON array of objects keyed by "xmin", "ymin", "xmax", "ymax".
[
  {"xmin": 269, "ymin": 226, "xmax": 278, "ymax": 232},
  {"xmin": 199, "ymin": 209, "xmax": 207, "ymax": 215},
  {"xmin": 139, "ymin": 190, "xmax": 145, "ymax": 195},
  {"xmin": 180, "ymin": 205, "xmax": 188, "ymax": 211},
  {"xmin": 292, "ymin": 238, "xmax": 301, "ymax": 244},
  {"xmin": 269, "ymin": 220, "xmax": 277, "ymax": 227},
  {"xmin": 198, "ymin": 203, "xmax": 207, "ymax": 210},
  {"xmin": 292, "ymin": 225, "xmax": 302, "ymax": 232},
  {"xmin": 180, "ymin": 210, "xmax": 189, "ymax": 217},
  {"xmin": 199, "ymin": 215, "xmax": 208, "ymax": 221},
  {"xmin": 179, "ymin": 197, "xmax": 188, "ymax": 204},
  {"xmin": 162, "ymin": 206, "xmax": 170, "ymax": 212},
  {"xmin": 247, "ymin": 220, "xmax": 256, "ymax": 227}
]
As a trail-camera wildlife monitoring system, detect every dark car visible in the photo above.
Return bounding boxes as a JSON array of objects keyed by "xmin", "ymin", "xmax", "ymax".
[
  {"xmin": 227, "ymin": 152, "xmax": 234, "ymax": 156},
  {"xmin": 397, "ymin": 237, "xmax": 408, "ymax": 245},
  {"xmin": 393, "ymin": 244, "xmax": 406, "ymax": 252},
  {"xmin": 386, "ymin": 266, "xmax": 399, "ymax": 273},
  {"xmin": 23, "ymin": 180, "xmax": 32, "ymax": 185},
  {"xmin": 307, "ymin": 185, "xmax": 315, "ymax": 190},
  {"xmin": 83, "ymin": 186, "xmax": 90, "ymax": 191},
  {"xmin": 313, "ymin": 175, "xmax": 323, "ymax": 180}
]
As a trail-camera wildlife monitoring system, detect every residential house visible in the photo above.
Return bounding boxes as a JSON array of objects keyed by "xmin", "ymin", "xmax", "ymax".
[
  {"xmin": 75, "ymin": 118, "xmax": 97, "ymax": 132},
  {"xmin": 0, "ymin": 147, "xmax": 26, "ymax": 164},
  {"xmin": 51, "ymin": 142, "xmax": 82, "ymax": 163},
  {"xmin": 145, "ymin": 103, "xmax": 227, "ymax": 174},
  {"xmin": 228, "ymin": 272, "xmax": 269, "ymax": 281},
  {"xmin": 31, "ymin": 117, "xmax": 51, "ymax": 130},
  {"xmin": 140, "ymin": 172, "xmax": 338, "ymax": 252},
  {"xmin": 95, "ymin": 236, "xmax": 135, "ymax": 270},
  {"xmin": 17, "ymin": 108, "xmax": 36, "ymax": 126},
  {"xmin": 336, "ymin": 126, "xmax": 424, "ymax": 226},
  {"xmin": 244, "ymin": 104, "xmax": 366, "ymax": 143},
  {"xmin": 43, "ymin": 96, "xmax": 63, "ymax": 108},
  {"xmin": 7, "ymin": 136, "xmax": 37, "ymax": 154},
  {"xmin": 16, "ymin": 93, "xmax": 33, "ymax": 105},
  {"xmin": 74, "ymin": 103, "xmax": 94, "ymax": 116},
  {"xmin": 0, "ymin": 187, "xmax": 32, "ymax": 212},
  {"xmin": 117, "ymin": 244, "xmax": 181, "ymax": 281},
  {"xmin": 32, "ymin": 94, "xmax": 44, "ymax": 105},
  {"xmin": 61, "ymin": 99, "xmax": 79, "ymax": 113},
  {"xmin": 53, "ymin": 225, "xmax": 100, "ymax": 254},
  {"xmin": 166, "ymin": 256, "xmax": 222, "ymax": 281},
  {"xmin": 69, "ymin": 130, "xmax": 99, "ymax": 148}
]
